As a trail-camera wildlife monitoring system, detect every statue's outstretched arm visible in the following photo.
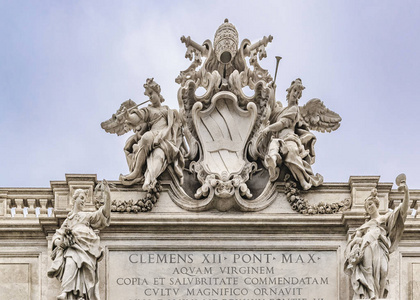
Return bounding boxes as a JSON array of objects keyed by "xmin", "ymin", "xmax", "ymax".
[
  {"xmin": 399, "ymin": 177, "xmax": 410, "ymax": 216},
  {"xmin": 262, "ymin": 110, "xmax": 295, "ymax": 135}
]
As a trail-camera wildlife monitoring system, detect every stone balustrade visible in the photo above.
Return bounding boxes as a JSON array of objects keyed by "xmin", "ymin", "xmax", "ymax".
[{"xmin": 0, "ymin": 189, "xmax": 54, "ymax": 218}]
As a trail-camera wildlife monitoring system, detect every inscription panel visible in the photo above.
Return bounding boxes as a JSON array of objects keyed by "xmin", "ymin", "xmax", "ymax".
[{"xmin": 108, "ymin": 250, "xmax": 338, "ymax": 300}]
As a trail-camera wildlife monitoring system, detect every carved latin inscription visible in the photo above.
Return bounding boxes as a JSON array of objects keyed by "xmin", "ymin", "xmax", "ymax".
[{"xmin": 108, "ymin": 250, "xmax": 338, "ymax": 300}]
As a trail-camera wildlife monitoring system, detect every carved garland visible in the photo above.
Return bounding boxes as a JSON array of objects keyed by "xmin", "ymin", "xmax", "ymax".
[
  {"xmin": 95, "ymin": 183, "xmax": 162, "ymax": 213},
  {"xmin": 284, "ymin": 176, "xmax": 351, "ymax": 215}
]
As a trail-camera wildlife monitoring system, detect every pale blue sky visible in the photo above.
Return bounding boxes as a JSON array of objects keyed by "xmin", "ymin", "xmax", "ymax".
[{"xmin": 1, "ymin": 0, "xmax": 419, "ymax": 188}]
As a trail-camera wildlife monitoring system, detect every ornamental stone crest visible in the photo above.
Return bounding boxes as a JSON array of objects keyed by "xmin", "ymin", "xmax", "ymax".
[
  {"xmin": 101, "ymin": 19, "xmax": 343, "ymax": 212},
  {"xmin": 190, "ymin": 92, "xmax": 257, "ymax": 201}
]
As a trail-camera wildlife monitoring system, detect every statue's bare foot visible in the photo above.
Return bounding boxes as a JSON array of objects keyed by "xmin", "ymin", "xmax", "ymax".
[
  {"xmin": 142, "ymin": 182, "xmax": 151, "ymax": 192},
  {"xmin": 120, "ymin": 174, "xmax": 143, "ymax": 186},
  {"xmin": 119, "ymin": 174, "xmax": 128, "ymax": 184},
  {"xmin": 57, "ymin": 292, "xmax": 67, "ymax": 300},
  {"xmin": 300, "ymin": 181, "xmax": 312, "ymax": 190},
  {"xmin": 149, "ymin": 179, "xmax": 157, "ymax": 191},
  {"xmin": 143, "ymin": 178, "xmax": 158, "ymax": 192}
]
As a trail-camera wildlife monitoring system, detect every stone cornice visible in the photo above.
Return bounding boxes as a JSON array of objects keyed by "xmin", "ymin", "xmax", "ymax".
[{"xmin": 0, "ymin": 175, "xmax": 418, "ymax": 240}]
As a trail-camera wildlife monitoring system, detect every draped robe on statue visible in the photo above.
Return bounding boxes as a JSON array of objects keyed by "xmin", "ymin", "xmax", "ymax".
[
  {"xmin": 48, "ymin": 207, "xmax": 110, "ymax": 300},
  {"xmin": 344, "ymin": 203, "xmax": 407, "ymax": 299},
  {"xmin": 267, "ymin": 104, "xmax": 323, "ymax": 189},
  {"xmin": 120, "ymin": 105, "xmax": 184, "ymax": 187}
]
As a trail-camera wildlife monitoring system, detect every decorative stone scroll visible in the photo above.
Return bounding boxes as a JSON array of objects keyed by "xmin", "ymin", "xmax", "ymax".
[{"xmin": 188, "ymin": 92, "xmax": 258, "ymax": 209}]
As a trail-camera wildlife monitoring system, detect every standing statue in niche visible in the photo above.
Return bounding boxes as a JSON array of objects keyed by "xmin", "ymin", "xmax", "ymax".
[
  {"xmin": 101, "ymin": 78, "xmax": 185, "ymax": 191},
  {"xmin": 47, "ymin": 180, "xmax": 111, "ymax": 300},
  {"xmin": 261, "ymin": 78, "xmax": 341, "ymax": 190},
  {"xmin": 344, "ymin": 174, "xmax": 410, "ymax": 299}
]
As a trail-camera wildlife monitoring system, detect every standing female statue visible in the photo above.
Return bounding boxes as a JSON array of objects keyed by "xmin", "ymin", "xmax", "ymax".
[
  {"xmin": 344, "ymin": 174, "xmax": 410, "ymax": 299},
  {"xmin": 48, "ymin": 180, "xmax": 111, "ymax": 300}
]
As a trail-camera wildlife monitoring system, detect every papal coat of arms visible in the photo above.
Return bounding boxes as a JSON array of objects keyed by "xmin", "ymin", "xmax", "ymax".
[{"xmin": 101, "ymin": 19, "xmax": 342, "ymax": 212}]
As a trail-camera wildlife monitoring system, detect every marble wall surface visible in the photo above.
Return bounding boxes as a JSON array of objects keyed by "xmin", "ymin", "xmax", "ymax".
[{"xmin": 0, "ymin": 174, "xmax": 419, "ymax": 300}]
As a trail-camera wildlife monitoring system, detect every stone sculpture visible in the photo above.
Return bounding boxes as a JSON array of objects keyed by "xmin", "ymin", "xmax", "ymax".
[
  {"xmin": 102, "ymin": 19, "xmax": 342, "ymax": 212},
  {"xmin": 47, "ymin": 180, "xmax": 111, "ymax": 300},
  {"xmin": 101, "ymin": 78, "xmax": 185, "ymax": 191},
  {"xmin": 174, "ymin": 19, "xmax": 277, "ymax": 211},
  {"xmin": 171, "ymin": 19, "xmax": 341, "ymax": 211},
  {"xmin": 261, "ymin": 78, "xmax": 340, "ymax": 190},
  {"xmin": 344, "ymin": 174, "xmax": 410, "ymax": 299}
]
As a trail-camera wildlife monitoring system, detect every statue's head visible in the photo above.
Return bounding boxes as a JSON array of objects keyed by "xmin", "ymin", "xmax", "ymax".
[
  {"xmin": 286, "ymin": 78, "xmax": 305, "ymax": 104},
  {"xmin": 364, "ymin": 188, "xmax": 380, "ymax": 215},
  {"xmin": 214, "ymin": 19, "xmax": 239, "ymax": 65},
  {"xmin": 144, "ymin": 78, "xmax": 165, "ymax": 103},
  {"xmin": 72, "ymin": 189, "xmax": 88, "ymax": 211}
]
